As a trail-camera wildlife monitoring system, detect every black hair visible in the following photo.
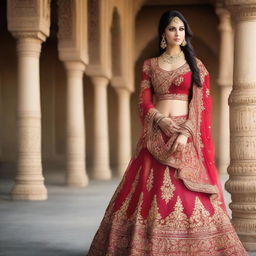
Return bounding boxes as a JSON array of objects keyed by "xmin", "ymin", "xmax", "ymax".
[{"xmin": 158, "ymin": 10, "xmax": 202, "ymax": 93}]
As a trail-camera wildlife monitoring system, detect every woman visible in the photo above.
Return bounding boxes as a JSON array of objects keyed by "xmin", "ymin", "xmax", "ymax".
[{"xmin": 87, "ymin": 10, "xmax": 248, "ymax": 255}]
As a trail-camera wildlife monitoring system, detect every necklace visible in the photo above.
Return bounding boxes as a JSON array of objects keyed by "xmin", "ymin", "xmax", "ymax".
[{"xmin": 161, "ymin": 51, "xmax": 184, "ymax": 64}]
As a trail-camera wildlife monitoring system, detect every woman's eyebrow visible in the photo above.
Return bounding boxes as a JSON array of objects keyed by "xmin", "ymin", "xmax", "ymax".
[{"xmin": 168, "ymin": 25, "xmax": 185, "ymax": 28}]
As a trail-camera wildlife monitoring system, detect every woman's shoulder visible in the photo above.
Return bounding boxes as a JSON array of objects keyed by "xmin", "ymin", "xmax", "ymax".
[
  {"xmin": 141, "ymin": 58, "xmax": 156, "ymax": 75},
  {"xmin": 142, "ymin": 57, "xmax": 155, "ymax": 66}
]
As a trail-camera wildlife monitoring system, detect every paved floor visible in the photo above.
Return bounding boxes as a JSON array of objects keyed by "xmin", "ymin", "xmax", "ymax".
[{"xmin": 0, "ymin": 171, "xmax": 255, "ymax": 256}]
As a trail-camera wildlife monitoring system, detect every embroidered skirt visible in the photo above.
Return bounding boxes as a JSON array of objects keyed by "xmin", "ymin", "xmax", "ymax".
[{"xmin": 87, "ymin": 115, "xmax": 248, "ymax": 256}]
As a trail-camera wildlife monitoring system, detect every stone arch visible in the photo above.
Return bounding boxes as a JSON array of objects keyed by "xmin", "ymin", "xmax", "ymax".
[
  {"xmin": 107, "ymin": 7, "xmax": 123, "ymax": 174},
  {"xmin": 110, "ymin": 6, "xmax": 122, "ymax": 77},
  {"xmin": 87, "ymin": 0, "xmax": 100, "ymax": 64},
  {"xmin": 57, "ymin": 0, "xmax": 74, "ymax": 42}
]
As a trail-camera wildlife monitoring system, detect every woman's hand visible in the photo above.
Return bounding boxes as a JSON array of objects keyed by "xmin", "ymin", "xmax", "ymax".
[
  {"xmin": 158, "ymin": 117, "xmax": 180, "ymax": 136},
  {"xmin": 170, "ymin": 134, "xmax": 188, "ymax": 154}
]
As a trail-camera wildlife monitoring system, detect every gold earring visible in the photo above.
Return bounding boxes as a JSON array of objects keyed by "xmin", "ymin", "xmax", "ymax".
[
  {"xmin": 181, "ymin": 39, "xmax": 187, "ymax": 46},
  {"xmin": 160, "ymin": 35, "xmax": 167, "ymax": 49}
]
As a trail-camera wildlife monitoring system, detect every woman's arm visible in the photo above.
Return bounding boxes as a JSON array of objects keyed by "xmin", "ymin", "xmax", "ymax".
[{"xmin": 138, "ymin": 59, "xmax": 164, "ymax": 126}]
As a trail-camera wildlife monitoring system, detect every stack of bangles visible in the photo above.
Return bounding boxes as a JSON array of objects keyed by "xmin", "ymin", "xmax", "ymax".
[
  {"xmin": 154, "ymin": 112, "xmax": 166, "ymax": 126},
  {"xmin": 153, "ymin": 110, "xmax": 191, "ymax": 138}
]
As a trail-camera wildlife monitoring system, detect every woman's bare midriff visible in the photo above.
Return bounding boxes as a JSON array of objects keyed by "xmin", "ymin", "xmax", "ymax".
[{"xmin": 155, "ymin": 99, "xmax": 188, "ymax": 117}]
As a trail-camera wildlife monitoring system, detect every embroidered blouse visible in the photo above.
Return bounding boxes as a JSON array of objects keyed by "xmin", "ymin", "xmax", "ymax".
[{"xmin": 138, "ymin": 57, "xmax": 192, "ymax": 125}]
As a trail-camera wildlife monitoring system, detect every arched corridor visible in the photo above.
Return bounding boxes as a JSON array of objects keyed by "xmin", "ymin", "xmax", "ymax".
[{"xmin": 1, "ymin": 0, "xmax": 256, "ymax": 252}]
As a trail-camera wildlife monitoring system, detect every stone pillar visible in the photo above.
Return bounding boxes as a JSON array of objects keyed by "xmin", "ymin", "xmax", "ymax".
[
  {"xmin": 11, "ymin": 36, "xmax": 47, "ymax": 200},
  {"xmin": 91, "ymin": 76, "xmax": 112, "ymax": 179},
  {"xmin": 115, "ymin": 87, "xmax": 132, "ymax": 176},
  {"xmin": 64, "ymin": 61, "xmax": 88, "ymax": 187},
  {"xmin": 7, "ymin": 0, "xmax": 50, "ymax": 200},
  {"xmin": 215, "ymin": 6, "xmax": 234, "ymax": 174},
  {"xmin": 225, "ymin": 0, "xmax": 256, "ymax": 250}
]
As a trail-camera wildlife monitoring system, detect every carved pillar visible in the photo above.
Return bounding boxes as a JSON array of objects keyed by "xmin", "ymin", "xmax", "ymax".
[
  {"xmin": 7, "ymin": 0, "xmax": 50, "ymax": 200},
  {"xmin": 64, "ymin": 61, "xmax": 88, "ymax": 187},
  {"xmin": 57, "ymin": 0, "xmax": 89, "ymax": 186},
  {"xmin": 114, "ymin": 87, "xmax": 132, "ymax": 176},
  {"xmin": 215, "ymin": 6, "xmax": 234, "ymax": 174},
  {"xmin": 225, "ymin": 0, "xmax": 256, "ymax": 250},
  {"xmin": 91, "ymin": 76, "xmax": 112, "ymax": 180}
]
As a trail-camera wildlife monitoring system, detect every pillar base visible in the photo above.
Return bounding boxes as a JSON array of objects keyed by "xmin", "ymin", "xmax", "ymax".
[
  {"xmin": 66, "ymin": 173, "xmax": 89, "ymax": 187},
  {"xmin": 242, "ymin": 242, "xmax": 256, "ymax": 252},
  {"xmin": 92, "ymin": 167, "xmax": 112, "ymax": 180},
  {"xmin": 239, "ymin": 235, "xmax": 256, "ymax": 251},
  {"xmin": 11, "ymin": 184, "xmax": 48, "ymax": 200}
]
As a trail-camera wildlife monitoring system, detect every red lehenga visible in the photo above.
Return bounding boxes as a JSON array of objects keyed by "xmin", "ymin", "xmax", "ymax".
[{"xmin": 87, "ymin": 57, "xmax": 248, "ymax": 256}]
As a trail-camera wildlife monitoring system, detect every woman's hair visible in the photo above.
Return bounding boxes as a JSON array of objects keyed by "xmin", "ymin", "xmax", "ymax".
[{"xmin": 158, "ymin": 10, "xmax": 202, "ymax": 90}]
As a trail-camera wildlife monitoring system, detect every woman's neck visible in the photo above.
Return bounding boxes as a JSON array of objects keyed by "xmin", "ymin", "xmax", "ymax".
[{"xmin": 164, "ymin": 45, "xmax": 181, "ymax": 56}]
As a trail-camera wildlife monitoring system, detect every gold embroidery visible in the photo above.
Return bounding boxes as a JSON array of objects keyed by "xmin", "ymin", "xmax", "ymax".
[
  {"xmin": 173, "ymin": 75, "xmax": 184, "ymax": 86},
  {"xmin": 140, "ymin": 79, "xmax": 151, "ymax": 90},
  {"xmin": 129, "ymin": 192, "xmax": 144, "ymax": 224},
  {"xmin": 147, "ymin": 195, "xmax": 162, "ymax": 224},
  {"xmin": 155, "ymin": 93, "xmax": 188, "ymax": 101},
  {"xmin": 150, "ymin": 57, "xmax": 191, "ymax": 95},
  {"xmin": 160, "ymin": 167, "xmax": 175, "ymax": 204},
  {"xmin": 88, "ymin": 190, "xmax": 248, "ymax": 256},
  {"xmin": 166, "ymin": 196, "xmax": 189, "ymax": 228},
  {"xmin": 189, "ymin": 197, "xmax": 211, "ymax": 228},
  {"xmin": 142, "ymin": 59, "xmax": 151, "ymax": 76},
  {"xmin": 195, "ymin": 57, "xmax": 209, "ymax": 85},
  {"xmin": 146, "ymin": 168, "xmax": 154, "ymax": 192},
  {"xmin": 144, "ymin": 108, "xmax": 218, "ymax": 194},
  {"xmin": 206, "ymin": 88, "xmax": 210, "ymax": 97},
  {"xmin": 113, "ymin": 167, "xmax": 141, "ymax": 220}
]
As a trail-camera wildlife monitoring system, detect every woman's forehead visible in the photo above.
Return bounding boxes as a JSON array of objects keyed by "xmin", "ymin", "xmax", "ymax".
[{"xmin": 168, "ymin": 17, "xmax": 184, "ymax": 27}]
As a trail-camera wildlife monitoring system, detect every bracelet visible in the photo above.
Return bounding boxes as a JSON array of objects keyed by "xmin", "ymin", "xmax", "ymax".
[
  {"xmin": 153, "ymin": 112, "xmax": 165, "ymax": 123},
  {"xmin": 156, "ymin": 116, "xmax": 165, "ymax": 125}
]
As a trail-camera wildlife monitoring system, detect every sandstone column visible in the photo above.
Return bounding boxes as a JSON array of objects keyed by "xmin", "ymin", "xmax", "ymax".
[
  {"xmin": 57, "ymin": 0, "xmax": 89, "ymax": 186},
  {"xmin": 225, "ymin": 0, "xmax": 256, "ymax": 250},
  {"xmin": 64, "ymin": 61, "xmax": 88, "ymax": 187},
  {"xmin": 215, "ymin": 5, "xmax": 234, "ymax": 174},
  {"xmin": 91, "ymin": 76, "xmax": 112, "ymax": 179},
  {"xmin": 11, "ymin": 36, "xmax": 47, "ymax": 200},
  {"xmin": 7, "ymin": 0, "xmax": 50, "ymax": 200},
  {"xmin": 115, "ymin": 87, "xmax": 132, "ymax": 176}
]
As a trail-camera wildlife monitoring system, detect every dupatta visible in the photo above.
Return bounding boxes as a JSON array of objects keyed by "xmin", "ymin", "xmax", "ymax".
[{"xmin": 136, "ymin": 58, "xmax": 226, "ymax": 207}]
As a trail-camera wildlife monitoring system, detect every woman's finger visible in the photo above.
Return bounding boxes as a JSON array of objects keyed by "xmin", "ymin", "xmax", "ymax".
[
  {"xmin": 170, "ymin": 143, "xmax": 177, "ymax": 154},
  {"xmin": 170, "ymin": 120, "xmax": 180, "ymax": 129}
]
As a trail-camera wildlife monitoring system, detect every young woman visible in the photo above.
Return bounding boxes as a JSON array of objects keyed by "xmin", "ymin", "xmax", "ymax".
[{"xmin": 87, "ymin": 10, "xmax": 248, "ymax": 256}]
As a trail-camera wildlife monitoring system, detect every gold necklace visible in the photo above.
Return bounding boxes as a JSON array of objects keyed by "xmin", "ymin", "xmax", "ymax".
[{"xmin": 161, "ymin": 51, "xmax": 184, "ymax": 64}]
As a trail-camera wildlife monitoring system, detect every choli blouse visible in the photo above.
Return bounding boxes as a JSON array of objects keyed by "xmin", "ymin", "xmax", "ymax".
[
  {"xmin": 151, "ymin": 57, "xmax": 192, "ymax": 101},
  {"xmin": 138, "ymin": 56, "xmax": 198, "ymax": 125}
]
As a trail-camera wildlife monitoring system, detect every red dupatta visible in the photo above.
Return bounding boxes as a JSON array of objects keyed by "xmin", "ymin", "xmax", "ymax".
[{"xmin": 136, "ymin": 58, "xmax": 226, "ymax": 209}]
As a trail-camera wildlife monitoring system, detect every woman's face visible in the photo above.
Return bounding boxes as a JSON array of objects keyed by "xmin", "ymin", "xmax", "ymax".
[{"xmin": 163, "ymin": 17, "xmax": 185, "ymax": 47}]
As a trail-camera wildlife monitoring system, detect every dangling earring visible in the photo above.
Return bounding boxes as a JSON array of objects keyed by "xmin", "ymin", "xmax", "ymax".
[
  {"xmin": 160, "ymin": 35, "xmax": 167, "ymax": 49},
  {"xmin": 181, "ymin": 39, "xmax": 187, "ymax": 46}
]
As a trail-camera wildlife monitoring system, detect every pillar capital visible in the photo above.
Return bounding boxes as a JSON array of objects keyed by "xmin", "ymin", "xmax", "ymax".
[
  {"xmin": 225, "ymin": 0, "xmax": 256, "ymax": 21},
  {"xmin": 11, "ymin": 31, "xmax": 47, "ymax": 42},
  {"xmin": 90, "ymin": 76, "xmax": 109, "ymax": 88},
  {"xmin": 7, "ymin": 0, "xmax": 50, "ymax": 42},
  {"xmin": 215, "ymin": 7, "xmax": 233, "ymax": 32},
  {"xmin": 64, "ymin": 61, "xmax": 86, "ymax": 80}
]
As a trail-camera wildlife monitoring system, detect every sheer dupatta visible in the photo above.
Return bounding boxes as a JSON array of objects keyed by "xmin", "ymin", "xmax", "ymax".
[{"xmin": 137, "ymin": 58, "xmax": 227, "ymax": 212}]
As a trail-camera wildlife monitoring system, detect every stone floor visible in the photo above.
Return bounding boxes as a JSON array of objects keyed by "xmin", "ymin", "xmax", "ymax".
[{"xmin": 0, "ymin": 170, "xmax": 255, "ymax": 256}]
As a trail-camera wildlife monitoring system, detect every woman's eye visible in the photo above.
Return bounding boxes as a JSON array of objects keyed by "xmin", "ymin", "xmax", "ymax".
[{"xmin": 168, "ymin": 27, "xmax": 184, "ymax": 31}]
